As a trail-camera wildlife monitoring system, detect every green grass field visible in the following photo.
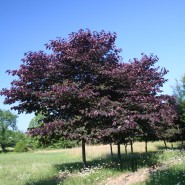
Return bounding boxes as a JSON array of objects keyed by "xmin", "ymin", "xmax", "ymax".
[
  {"xmin": 0, "ymin": 141, "xmax": 185, "ymax": 185},
  {"xmin": 134, "ymin": 150, "xmax": 185, "ymax": 185}
]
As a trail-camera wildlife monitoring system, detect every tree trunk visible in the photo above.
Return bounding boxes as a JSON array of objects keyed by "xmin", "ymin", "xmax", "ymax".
[
  {"xmin": 1, "ymin": 143, "xmax": 6, "ymax": 153},
  {"xmin": 181, "ymin": 138, "xmax": 184, "ymax": 150},
  {"xmin": 110, "ymin": 143, "xmax": 113, "ymax": 160},
  {"xmin": 117, "ymin": 143, "xmax": 121, "ymax": 162},
  {"xmin": 124, "ymin": 143, "xmax": 128, "ymax": 154},
  {"xmin": 82, "ymin": 139, "xmax": 87, "ymax": 167},
  {"xmin": 163, "ymin": 140, "xmax": 167, "ymax": 149},
  {"xmin": 145, "ymin": 140, "xmax": 148, "ymax": 153},
  {"xmin": 130, "ymin": 140, "xmax": 134, "ymax": 154}
]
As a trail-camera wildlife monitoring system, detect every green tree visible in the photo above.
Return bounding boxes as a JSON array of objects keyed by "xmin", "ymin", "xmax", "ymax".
[
  {"xmin": 13, "ymin": 130, "xmax": 27, "ymax": 143},
  {"xmin": 0, "ymin": 109, "xmax": 17, "ymax": 152},
  {"xmin": 173, "ymin": 74, "xmax": 185, "ymax": 145},
  {"xmin": 28, "ymin": 114, "xmax": 45, "ymax": 129}
]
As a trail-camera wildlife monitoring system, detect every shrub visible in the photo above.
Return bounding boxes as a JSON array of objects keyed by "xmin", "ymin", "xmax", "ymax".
[
  {"xmin": 14, "ymin": 141, "xmax": 28, "ymax": 152},
  {"xmin": 26, "ymin": 136, "xmax": 43, "ymax": 150},
  {"xmin": 47, "ymin": 138, "xmax": 78, "ymax": 149},
  {"xmin": 54, "ymin": 139, "xmax": 77, "ymax": 149}
]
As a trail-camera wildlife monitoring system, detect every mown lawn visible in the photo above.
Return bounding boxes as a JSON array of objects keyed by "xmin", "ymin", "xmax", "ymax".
[{"xmin": 0, "ymin": 141, "xmax": 184, "ymax": 185}]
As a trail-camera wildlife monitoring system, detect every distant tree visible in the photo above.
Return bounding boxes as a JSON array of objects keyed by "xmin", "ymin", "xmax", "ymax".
[
  {"xmin": 28, "ymin": 114, "xmax": 45, "ymax": 129},
  {"xmin": 0, "ymin": 109, "xmax": 17, "ymax": 152},
  {"xmin": 13, "ymin": 130, "xmax": 27, "ymax": 143},
  {"xmin": 173, "ymin": 74, "xmax": 185, "ymax": 147},
  {"xmin": 2, "ymin": 130, "xmax": 27, "ymax": 148}
]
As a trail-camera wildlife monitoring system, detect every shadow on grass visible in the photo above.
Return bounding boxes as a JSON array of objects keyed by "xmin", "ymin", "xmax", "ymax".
[
  {"xmin": 54, "ymin": 151, "xmax": 162, "ymax": 173},
  {"xmin": 157, "ymin": 144, "xmax": 185, "ymax": 151},
  {"xmin": 146, "ymin": 166, "xmax": 185, "ymax": 185},
  {"xmin": 25, "ymin": 178, "xmax": 58, "ymax": 185},
  {"xmin": 25, "ymin": 151, "xmax": 163, "ymax": 185},
  {"xmin": 0, "ymin": 149, "xmax": 13, "ymax": 154}
]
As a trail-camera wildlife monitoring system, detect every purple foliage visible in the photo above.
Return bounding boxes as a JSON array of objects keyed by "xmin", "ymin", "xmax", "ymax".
[{"xmin": 1, "ymin": 29, "xmax": 178, "ymax": 143}]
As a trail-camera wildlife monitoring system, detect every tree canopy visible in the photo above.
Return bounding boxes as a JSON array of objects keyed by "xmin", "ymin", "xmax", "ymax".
[
  {"xmin": 0, "ymin": 29, "xmax": 178, "ymax": 163},
  {"xmin": 0, "ymin": 109, "xmax": 17, "ymax": 152},
  {"xmin": 28, "ymin": 113, "xmax": 45, "ymax": 129},
  {"xmin": 172, "ymin": 74, "xmax": 185, "ymax": 143}
]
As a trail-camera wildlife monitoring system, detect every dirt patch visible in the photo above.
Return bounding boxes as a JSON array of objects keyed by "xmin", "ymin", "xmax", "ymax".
[
  {"xmin": 101, "ymin": 159, "xmax": 180, "ymax": 185},
  {"xmin": 101, "ymin": 167, "xmax": 150, "ymax": 185}
]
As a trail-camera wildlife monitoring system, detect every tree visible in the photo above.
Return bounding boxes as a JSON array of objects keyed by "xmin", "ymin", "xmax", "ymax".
[
  {"xmin": 28, "ymin": 114, "xmax": 45, "ymax": 129},
  {"xmin": 173, "ymin": 74, "xmax": 185, "ymax": 147},
  {"xmin": 1, "ymin": 29, "xmax": 177, "ymax": 164},
  {"xmin": 29, "ymin": 54, "xmax": 177, "ymax": 157},
  {"xmin": 92, "ymin": 55, "xmax": 178, "ymax": 155},
  {"xmin": 1, "ymin": 29, "xmax": 121, "ymax": 165},
  {"xmin": 0, "ymin": 109, "xmax": 17, "ymax": 152}
]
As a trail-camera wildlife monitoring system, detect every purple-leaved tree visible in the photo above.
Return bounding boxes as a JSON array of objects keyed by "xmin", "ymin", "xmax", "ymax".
[
  {"xmin": 1, "ymin": 29, "xmax": 121, "ymax": 165},
  {"xmin": 86, "ymin": 54, "xmax": 178, "ymax": 158},
  {"xmin": 1, "ymin": 29, "xmax": 178, "ymax": 165}
]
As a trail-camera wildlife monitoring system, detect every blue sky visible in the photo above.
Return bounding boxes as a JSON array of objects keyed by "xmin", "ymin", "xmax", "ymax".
[{"xmin": 1, "ymin": 0, "xmax": 185, "ymax": 131}]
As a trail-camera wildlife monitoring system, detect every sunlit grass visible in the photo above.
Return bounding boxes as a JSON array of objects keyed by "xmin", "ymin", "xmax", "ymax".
[
  {"xmin": 0, "ymin": 145, "xmax": 125, "ymax": 185},
  {"xmin": 134, "ymin": 150, "xmax": 185, "ymax": 185},
  {"xmin": 0, "ymin": 151, "xmax": 73, "ymax": 185},
  {"xmin": 0, "ymin": 142, "xmax": 184, "ymax": 185}
]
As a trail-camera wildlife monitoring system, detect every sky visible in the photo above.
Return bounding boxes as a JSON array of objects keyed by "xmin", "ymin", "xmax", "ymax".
[{"xmin": 0, "ymin": 0, "xmax": 185, "ymax": 132}]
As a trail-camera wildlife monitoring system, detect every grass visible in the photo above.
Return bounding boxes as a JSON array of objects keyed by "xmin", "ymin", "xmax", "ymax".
[
  {"xmin": 0, "ymin": 150, "xmax": 73, "ymax": 185},
  {"xmin": 0, "ymin": 145, "xmax": 122, "ymax": 185},
  {"xmin": 0, "ymin": 141, "xmax": 184, "ymax": 185},
  {"xmin": 135, "ymin": 150, "xmax": 185, "ymax": 185}
]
